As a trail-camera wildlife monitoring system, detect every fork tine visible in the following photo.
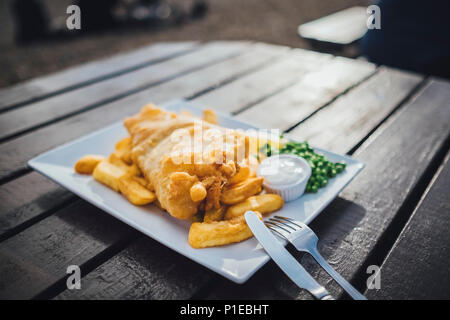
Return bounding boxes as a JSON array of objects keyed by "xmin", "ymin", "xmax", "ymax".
[
  {"xmin": 269, "ymin": 217, "xmax": 297, "ymax": 231},
  {"xmin": 264, "ymin": 223, "xmax": 289, "ymax": 240},
  {"xmin": 265, "ymin": 221, "xmax": 292, "ymax": 234},
  {"xmin": 265, "ymin": 219, "xmax": 291, "ymax": 239},
  {"xmin": 271, "ymin": 216, "xmax": 302, "ymax": 229},
  {"xmin": 274, "ymin": 215, "xmax": 305, "ymax": 229}
]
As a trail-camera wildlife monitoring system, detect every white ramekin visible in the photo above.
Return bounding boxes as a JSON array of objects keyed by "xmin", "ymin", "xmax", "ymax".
[{"xmin": 257, "ymin": 154, "xmax": 311, "ymax": 202}]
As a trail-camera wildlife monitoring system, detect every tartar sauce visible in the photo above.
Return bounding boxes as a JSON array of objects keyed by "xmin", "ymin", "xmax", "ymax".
[
  {"xmin": 257, "ymin": 154, "xmax": 312, "ymax": 202},
  {"xmin": 258, "ymin": 155, "xmax": 307, "ymax": 186}
]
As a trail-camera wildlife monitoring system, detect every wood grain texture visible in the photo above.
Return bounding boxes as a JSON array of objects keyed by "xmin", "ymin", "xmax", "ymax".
[
  {"xmin": 272, "ymin": 79, "xmax": 450, "ymax": 299},
  {"xmin": 236, "ymin": 56, "xmax": 376, "ymax": 130},
  {"xmin": 0, "ymin": 42, "xmax": 291, "ymax": 299},
  {"xmin": 54, "ymin": 51, "xmax": 380, "ymax": 301},
  {"xmin": 366, "ymin": 152, "xmax": 450, "ymax": 300},
  {"xmin": 0, "ymin": 42, "xmax": 249, "ymax": 141},
  {"xmin": 0, "ymin": 42, "xmax": 198, "ymax": 112},
  {"xmin": 0, "ymin": 42, "xmax": 287, "ymax": 183},
  {"xmin": 55, "ymin": 236, "xmax": 216, "ymax": 300},
  {"xmin": 2, "ymin": 41, "xmax": 448, "ymax": 301},
  {"xmin": 0, "ymin": 172, "xmax": 74, "ymax": 239},
  {"xmin": 192, "ymin": 48, "xmax": 333, "ymax": 114},
  {"xmin": 289, "ymin": 67, "xmax": 424, "ymax": 153},
  {"xmin": 0, "ymin": 200, "xmax": 136, "ymax": 299},
  {"xmin": 0, "ymin": 42, "xmax": 287, "ymax": 239}
]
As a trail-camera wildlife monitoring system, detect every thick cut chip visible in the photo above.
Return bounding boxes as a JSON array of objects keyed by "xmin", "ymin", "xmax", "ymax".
[
  {"xmin": 224, "ymin": 194, "xmax": 284, "ymax": 220},
  {"xmin": 229, "ymin": 165, "xmax": 251, "ymax": 185},
  {"xmin": 109, "ymin": 153, "xmax": 141, "ymax": 176},
  {"xmin": 188, "ymin": 212, "xmax": 262, "ymax": 248},
  {"xmin": 93, "ymin": 160, "xmax": 127, "ymax": 192},
  {"xmin": 74, "ymin": 155, "xmax": 105, "ymax": 174},
  {"xmin": 203, "ymin": 109, "xmax": 217, "ymax": 124},
  {"xmin": 115, "ymin": 137, "xmax": 133, "ymax": 164},
  {"xmin": 118, "ymin": 174, "xmax": 155, "ymax": 205},
  {"xmin": 220, "ymin": 177, "xmax": 264, "ymax": 205}
]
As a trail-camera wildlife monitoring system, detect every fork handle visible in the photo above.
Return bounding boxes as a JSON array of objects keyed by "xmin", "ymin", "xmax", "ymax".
[{"xmin": 309, "ymin": 247, "xmax": 367, "ymax": 300}]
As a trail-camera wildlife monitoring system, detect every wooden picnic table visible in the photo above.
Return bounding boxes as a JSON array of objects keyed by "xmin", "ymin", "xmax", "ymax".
[{"xmin": 0, "ymin": 41, "xmax": 448, "ymax": 300}]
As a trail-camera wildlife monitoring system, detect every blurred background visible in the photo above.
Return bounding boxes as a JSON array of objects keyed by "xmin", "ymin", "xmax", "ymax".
[
  {"xmin": 1, "ymin": 0, "xmax": 449, "ymax": 89},
  {"xmin": 0, "ymin": 0, "xmax": 368, "ymax": 88}
]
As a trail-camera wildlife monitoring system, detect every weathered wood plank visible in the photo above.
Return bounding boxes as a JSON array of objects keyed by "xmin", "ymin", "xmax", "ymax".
[
  {"xmin": 193, "ymin": 48, "xmax": 333, "ymax": 114},
  {"xmin": 0, "ymin": 42, "xmax": 198, "ymax": 112},
  {"xmin": 0, "ymin": 172, "xmax": 74, "ymax": 239},
  {"xmin": 236, "ymin": 56, "xmax": 376, "ymax": 129},
  {"xmin": 0, "ymin": 200, "xmax": 137, "ymax": 299},
  {"xmin": 271, "ymin": 79, "xmax": 450, "ymax": 299},
  {"xmin": 0, "ymin": 42, "xmax": 287, "ymax": 183},
  {"xmin": 195, "ymin": 69, "xmax": 425, "ymax": 299},
  {"xmin": 366, "ymin": 152, "xmax": 450, "ymax": 300},
  {"xmin": 6, "ymin": 45, "xmax": 326, "ymax": 296},
  {"xmin": 0, "ymin": 43, "xmax": 291, "ymax": 299},
  {"xmin": 0, "ymin": 42, "xmax": 249, "ymax": 141},
  {"xmin": 54, "ymin": 52, "xmax": 379, "ymax": 301},
  {"xmin": 4, "ymin": 43, "xmax": 445, "ymax": 301},
  {"xmin": 0, "ymin": 43, "xmax": 287, "ymax": 238},
  {"xmin": 288, "ymin": 67, "xmax": 424, "ymax": 153},
  {"xmin": 55, "ymin": 236, "xmax": 216, "ymax": 300}
]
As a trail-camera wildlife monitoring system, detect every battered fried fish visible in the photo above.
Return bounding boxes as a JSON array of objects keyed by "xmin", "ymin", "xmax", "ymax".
[{"xmin": 124, "ymin": 104, "xmax": 250, "ymax": 220}]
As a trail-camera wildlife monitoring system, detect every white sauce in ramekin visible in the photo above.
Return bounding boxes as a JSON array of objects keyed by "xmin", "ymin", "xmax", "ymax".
[{"xmin": 257, "ymin": 154, "xmax": 311, "ymax": 201}]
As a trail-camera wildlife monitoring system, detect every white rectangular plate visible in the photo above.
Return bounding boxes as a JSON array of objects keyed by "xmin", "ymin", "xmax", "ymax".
[{"xmin": 28, "ymin": 99, "xmax": 364, "ymax": 284}]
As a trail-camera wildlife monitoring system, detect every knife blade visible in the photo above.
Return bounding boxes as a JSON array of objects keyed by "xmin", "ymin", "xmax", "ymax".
[{"xmin": 245, "ymin": 211, "xmax": 333, "ymax": 300}]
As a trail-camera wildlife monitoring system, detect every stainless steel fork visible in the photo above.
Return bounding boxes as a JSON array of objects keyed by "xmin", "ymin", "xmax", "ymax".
[{"xmin": 265, "ymin": 215, "xmax": 367, "ymax": 300}]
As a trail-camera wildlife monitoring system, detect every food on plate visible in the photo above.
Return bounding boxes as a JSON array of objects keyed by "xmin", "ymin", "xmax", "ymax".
[
  {"xmin": 118, "ymin": 174, "xmax": 156, "ymax": 205},
  {"xmin": 257, "ymin": 154, "xmax": 311, "ymax": 202},
  {"xmin": 262, "ymin": 140, "xmax": 347, "ymax": 193},
  {"xmin": 93, "ymin": 160, "xmax": 127, "ymax": 192},
  {"xmin": 189, "ymin": 182, "xmax": 208, "ymax": 202},
  {"xmin": 188, "ymin": 212, "xmax": 262, "ymax": 249},
  {"xmin": 203, "ymin": 108, "xmax": 218, "ymax": 124},
  {"xmin": 220, "ymin": 177, "xmax": 264, "ymax": 205},
  {"xmin": 76, "ymin": 104, "xmax": 335, "ymax": 249},
  {"xmin": 203, "ymin": 206, "xmax": 225, "ymax": 223},
  {"xmin": 122, "ymin": 104, "xmax": 252, "ymax": 220},
  {"xmin": 228, "ymin": 164, "xmax": 250, "ymax": 185},
  {"xmin": 74, "ymin": 155, "xmax": 105, "ymax": 174},
  {"xmin": 114, "ymin": 137, "xmax": 133, "ymax": 165},
  {"xmin": 224, "ymin": 194, "xmax": 284, "ymax": 220}
]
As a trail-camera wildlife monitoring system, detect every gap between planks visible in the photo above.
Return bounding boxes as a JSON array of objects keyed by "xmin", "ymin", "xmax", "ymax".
[
  {"xmin": 0, "ymin": 43, "xmax": 292, "ymax": 240},
  {"xmin": 54, "ymin": 60, "xmax": 390, "ymax": 300},
  {"xmin": 0, "ymin": 42, "xmax": 288, "ymax": 185},
  {"xmin": 0, "ymin": 46, "xmax": 376, "ymax": 298},
  {"xmin": 0, "ymin": 42, "xmax": 251, "ymax": 144},
  {"xmin": 3, "ymin": 45, "xmax": 428, "ymax": 300},
  {"xmin": 0, "ymin": 47, "xmax": 368, "ymax": 243},
  {"xmin": 0, "ymin": 42, "xmax": 200, "ymax": 114}
]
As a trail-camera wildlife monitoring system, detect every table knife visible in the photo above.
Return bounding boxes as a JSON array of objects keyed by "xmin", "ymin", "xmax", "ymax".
[{"xmin": 245, "ymin": 211, "xmax": 334, "ymax": 300}]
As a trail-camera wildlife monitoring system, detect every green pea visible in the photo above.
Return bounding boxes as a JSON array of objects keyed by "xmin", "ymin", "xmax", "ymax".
[{"xmin": 311, "ymin": 184, "xmax": 319, "ymax": 193}]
